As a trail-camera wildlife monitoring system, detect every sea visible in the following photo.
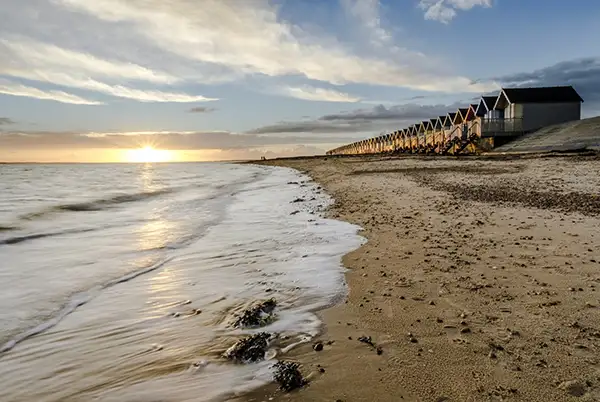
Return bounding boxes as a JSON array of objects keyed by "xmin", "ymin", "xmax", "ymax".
[{"xmin": 0, "ymin": 162, "xmax": 363, "ymax": 401}]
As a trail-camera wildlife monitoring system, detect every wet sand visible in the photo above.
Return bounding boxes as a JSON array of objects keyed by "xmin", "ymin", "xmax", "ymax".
[{"xmin": 243, "ymin": 154, "xmax": 600, "ymax": 402}]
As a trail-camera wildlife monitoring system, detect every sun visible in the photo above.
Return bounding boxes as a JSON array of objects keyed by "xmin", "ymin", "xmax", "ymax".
[{"xmin": 125, "ymin": 146, "xmax": 172, "ymax": 163}]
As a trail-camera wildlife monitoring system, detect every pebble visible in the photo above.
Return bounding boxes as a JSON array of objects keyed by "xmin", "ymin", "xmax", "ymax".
[
  {"xmin": 313, "ymin": 342, "xmax": 323, "ymax": 352},
  {"xmin": 460, "ymin": 328, "xmax": 471, "ymax": 334}
]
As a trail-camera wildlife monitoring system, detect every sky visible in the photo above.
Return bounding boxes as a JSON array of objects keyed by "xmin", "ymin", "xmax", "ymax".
[{"xmin": 1, "ymin": 0, "xmax": 599, "ymax": 162}]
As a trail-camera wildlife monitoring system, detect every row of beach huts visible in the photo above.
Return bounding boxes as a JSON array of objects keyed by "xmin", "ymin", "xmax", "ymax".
[{"xmin": 326, "ymin": 86, "xmax": 584, "ymax": 156}]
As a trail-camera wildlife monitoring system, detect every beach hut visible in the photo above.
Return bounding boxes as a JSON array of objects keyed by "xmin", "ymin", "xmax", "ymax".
[
  {"xmin": 428, "ymin": 118, "xmax": 438, "ymax": 148},
  {"xmin": 419, "ymin": 121, "xmax": 429, "ymax": 150},
  {"xmin": 493, "ymin": 86, "xmax": 583, "ymax": 132},
  {"xmin": 453, "ymin": 109, "xmax": 468, "ymax": 125},
  {"xmin": 394, "ymin": 130, "xmax": 404, "ymax": 151},
  {"xmin": 475, "ymin": 96, "xmax": 499, "ymax": 118},
  {"xmin": 434, "ymin": 116, "xmax": 446, "ymax": 149}
]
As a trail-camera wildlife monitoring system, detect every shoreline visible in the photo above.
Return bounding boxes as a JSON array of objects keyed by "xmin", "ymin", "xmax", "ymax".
[{"xmin": 241, "ymin": 154, "xmax": 600, "ymax": 402}]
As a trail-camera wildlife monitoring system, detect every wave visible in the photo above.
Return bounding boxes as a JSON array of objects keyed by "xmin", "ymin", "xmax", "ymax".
[
  {"xmin": 20, "ymin": 189, "xmax": 172, "ymax": 220},
  {"xmin": 0, "ymin": 257, "xmax": 174, "ymax": 355},
  {"xmin": 0, "ymin": 168, "xmax": 269, "ymax": 355},
  {"xmin": 0, "ymin": 227, "xmax": 98, "ymax": 246}
]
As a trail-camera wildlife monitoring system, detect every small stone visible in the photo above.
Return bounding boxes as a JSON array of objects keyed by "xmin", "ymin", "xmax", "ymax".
[
  {"xmin": 436, "ymin": 318, "xmax": 444, "ymax": 323},
  {"xmin": 429, "ymin": 301, "xmax": 436, "ymax": 306},
  {"xmin": 460, "ymin": 328, "xmax": 471, "ymax": 334},
  {"xmin": 313, "ymin": 342, "xmax": 323, "ymax": 352},
  {"xmin": 376, "ymin": 346, "xmax": 383, "ymax": 355},
  {"xmin": 488, "ymin": 351, "xmax": 497, "ymax": 359},
  {"xmin": 318, "ymin": 367, "xmax": 325, "ymax": 373}
]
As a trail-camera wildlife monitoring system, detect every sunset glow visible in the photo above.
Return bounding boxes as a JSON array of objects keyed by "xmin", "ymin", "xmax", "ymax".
[{"xmin": 125, "ymin": 146, "xmax": 173, "ymax": 163}]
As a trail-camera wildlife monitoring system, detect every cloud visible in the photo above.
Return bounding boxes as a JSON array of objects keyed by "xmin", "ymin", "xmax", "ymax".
[
  {"xmin": 0, "ymin": 117, "xmax": 16, "ymax": 125},
  {"xmin": 0, "ymin": 37, "xmax": 216, "ymax": 103},
  {"xmin": 251, "ymin": 56, "xmax": 600, "ymax": 137},
  {"xmin": 0, "ymin": 79, "xmax": 103, "ymax": 105},
  {"xmin": 248, "ymin": 102, "xmax": 464, "ymax": 134},
  {"xmin": 340, "ymin": 0, "xmax": 391, "ymax": 46},
  {"xmin": 279, "ymin": 86, "xmax": 361, "ymax": 103},
  {"xmin": 47, "ymin": 0, "xmax": 495, "ymax": 93},
  {"xmin": 0, "ymin": 130, "xmax": 357, "ymax": 151},
  {"xmin": 419, "ymin": 0, "xmax": 492, "ymax": 23},
  {"xmin": 493, "ymin": 57, "xmax": 600, "ymax": 105},
  {"xmin": 188, "ymin": 107, "xmax": 217, "ymax": 113},
  {"xmin": 0, "ymin": 37, "xmax": 177, "ymax": 84}
]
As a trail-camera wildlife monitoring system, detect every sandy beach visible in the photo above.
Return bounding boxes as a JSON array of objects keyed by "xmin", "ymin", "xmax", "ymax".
[{"xmin": 244, "ymin": 153, "xmax": 600, "ymax": 402}]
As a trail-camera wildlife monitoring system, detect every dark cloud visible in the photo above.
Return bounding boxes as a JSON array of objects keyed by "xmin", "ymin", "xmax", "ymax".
[
  {"xmin": 188, "ymin": 107, "xmax": 217, "ymax": 113},
  {"xmin": 319, "ymin": 103, "xmax": 463, "ymax": 122},
  {"xmin": 246, "ymin": 120, "xmax": 374, "ymax": 134},
  {"xmin": 250, "ymin": 57, "xmax": 600, "ymax": 136},
  {"xmin": 0, "ymin": 117, "xmax": 15, "ymax": 125},
  {"xmin": 0, "ymin": 130, "xmax": 355, "ymax": 151},
  {"xmin": 247, "ymin": 102, "xmax": 464, "ymax": 134},
  {"xmin": 492, "ymin": 57, "xmax": 600, "ymax": 112}
]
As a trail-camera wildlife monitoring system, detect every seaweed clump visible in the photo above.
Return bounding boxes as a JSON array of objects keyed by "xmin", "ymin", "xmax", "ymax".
[
  {"xmin": 272, "ymin": 361, "xmax": 307, "ymax": 392},
  {"xmin": 233, "ymin": 298, "xmax": 277, "ymax": 328},
  {"xmin": 223, "ymin": 332, "xmax": 272, "ymax": 363}
]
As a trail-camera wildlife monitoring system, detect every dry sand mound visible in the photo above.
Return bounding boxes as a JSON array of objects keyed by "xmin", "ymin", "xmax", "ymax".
[{"xmin": 494, "ymin": 116, "xmax": 600, "ymax": 153}]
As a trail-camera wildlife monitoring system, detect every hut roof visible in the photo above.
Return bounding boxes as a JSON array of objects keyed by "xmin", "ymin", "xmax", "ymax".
[{"xmin": 501, "ymin": 86, "xmax": 583, "ymax": 104}]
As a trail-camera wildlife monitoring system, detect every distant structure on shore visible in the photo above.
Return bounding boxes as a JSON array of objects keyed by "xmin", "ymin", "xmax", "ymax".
[{"xmin": 326, "ymin": 86, "xmax": 584, "ymax": 156}]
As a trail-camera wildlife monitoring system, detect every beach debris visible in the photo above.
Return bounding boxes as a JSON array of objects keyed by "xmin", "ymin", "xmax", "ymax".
[
  {"xmin": 358, "ymin": 336, "xmax": 375, "ymax": 347},
  {"xmin": 558, "ymin": 380, "xmax": 587, "ymax": 397},
  {"xmin": 357, "ymin": 335, "xmax": 385, "ymax": 354},
  {"xmin": 313, "ymin": 342, "xmax": 323, "ymax": 352},
  {"xmin": 232, "ymin": 298, "xmax": 277, "ymax": 328},
  {"xmin": 223, "ymin": 332, "xmax": 272, "ymax": 363},
  {"xmin": 272, "ymin": 361, "xmax": 307, "ymax": 392}
]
